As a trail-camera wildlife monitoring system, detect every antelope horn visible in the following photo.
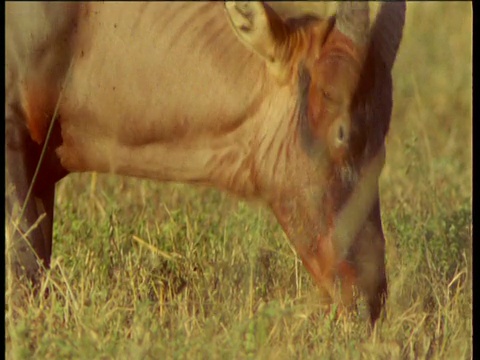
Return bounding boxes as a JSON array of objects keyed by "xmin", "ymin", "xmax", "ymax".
[
  {"xmin": 371, "ymin": 1, "xmax": 406, "ymax": 71},
  {"xmin": 335, "ymin": 2, "xmax": 370, "ymax": 46}
]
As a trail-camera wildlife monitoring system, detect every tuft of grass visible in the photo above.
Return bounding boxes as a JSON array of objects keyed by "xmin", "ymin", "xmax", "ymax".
[{"xmin": 6, "ymin": 3, "xmax": 471, "ymax": 359}]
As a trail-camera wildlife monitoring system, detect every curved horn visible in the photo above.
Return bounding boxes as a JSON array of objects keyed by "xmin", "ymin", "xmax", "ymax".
[
  {"xmin": 371, "ymin": 1, "xmax": 406, "ymax": 71},
  {"xmin": 335, "ymin": 2, "xmax": 370, "ymax": 46}
]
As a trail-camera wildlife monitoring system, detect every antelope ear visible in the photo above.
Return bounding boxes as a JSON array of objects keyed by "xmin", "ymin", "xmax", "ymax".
[{"xmin": 225, "ymin": 1, "xmax": 289, "ymax": 80}]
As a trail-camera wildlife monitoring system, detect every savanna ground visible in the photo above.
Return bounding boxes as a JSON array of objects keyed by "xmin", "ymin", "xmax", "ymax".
[{"xmin": 5, "ymin": 3, "xmax": 472, "ymax": 359}]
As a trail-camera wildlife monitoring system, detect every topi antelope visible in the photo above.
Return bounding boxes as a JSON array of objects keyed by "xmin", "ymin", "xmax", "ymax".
[{"xmin": 5, "ymin": 1, "xmax": 405, "ymax": 325}]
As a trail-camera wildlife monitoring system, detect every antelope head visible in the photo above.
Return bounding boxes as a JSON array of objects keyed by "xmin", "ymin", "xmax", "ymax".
[{"xmin": 225, "ymin": 1, "xmax": 405, "ymax": 324}]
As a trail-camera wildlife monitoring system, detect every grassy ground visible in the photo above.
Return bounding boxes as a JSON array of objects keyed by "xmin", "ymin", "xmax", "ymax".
[{"xmin": 6, "ymin": 3, "xmax": 472, "ymax": 359}]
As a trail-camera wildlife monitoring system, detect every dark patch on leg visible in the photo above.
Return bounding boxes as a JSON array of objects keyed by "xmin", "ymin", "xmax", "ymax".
[
  {"xmin": 368, "ymin": 274, "xmax": 387, "ymax": 326},
  {"xmin": 6, "ymin": 105, "xmax": 68, "ymax": 285},
  {"xmin": 345, "ymin": 197, "xmax": 387, "ymax": 326},
  {"xmin": 367, "ymin": 198, "xmax": 388, "ymax": 326}
]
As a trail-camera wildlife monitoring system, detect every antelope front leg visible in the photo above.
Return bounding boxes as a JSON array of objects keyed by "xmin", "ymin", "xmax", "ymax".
[{"xmin": 5, "ymin": 105, "xmax": 67, "ymax": 287}]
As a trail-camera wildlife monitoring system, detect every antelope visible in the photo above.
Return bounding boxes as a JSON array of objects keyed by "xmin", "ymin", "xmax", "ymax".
[{"xmin": 5, "ymin": 1, "xmax": 405, "ymax": 325}]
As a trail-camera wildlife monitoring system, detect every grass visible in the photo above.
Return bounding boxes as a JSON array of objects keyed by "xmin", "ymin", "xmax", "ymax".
[{"xmin": 5, "ymin": 3, "xmax": 472, "ymax": 359}]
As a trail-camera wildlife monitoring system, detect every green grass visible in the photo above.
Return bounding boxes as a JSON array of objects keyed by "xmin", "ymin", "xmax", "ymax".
[{"xmin": 6, "ymin": 3, "xmax": 472, "ymax": 359}]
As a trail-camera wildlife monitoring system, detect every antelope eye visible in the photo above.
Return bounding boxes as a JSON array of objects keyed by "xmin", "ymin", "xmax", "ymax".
[
  {"xmin": 320, "ymin": 85, "xmax": 339, "ymax": 104},
  {"xmin": 337, "ymin": 124, "xmax": 345, "ymax": 142},
  {"xmin": 331, "ymin": 119, "xmax": 350, "ymax": 149},
  {"xmin": 322, "ymin": 88, "xmax": 333, "ymax": 101}
]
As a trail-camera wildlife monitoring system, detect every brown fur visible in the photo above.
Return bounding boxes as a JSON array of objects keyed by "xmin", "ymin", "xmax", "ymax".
[{"xmin": 6, "ymin": 2, "xmax": 405, "ymax": 325}]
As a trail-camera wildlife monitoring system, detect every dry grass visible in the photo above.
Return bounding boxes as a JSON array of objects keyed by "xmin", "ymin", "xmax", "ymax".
[{"xmin": 6, "ymin": 3, "xmax": 472, "ymax": 359}]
